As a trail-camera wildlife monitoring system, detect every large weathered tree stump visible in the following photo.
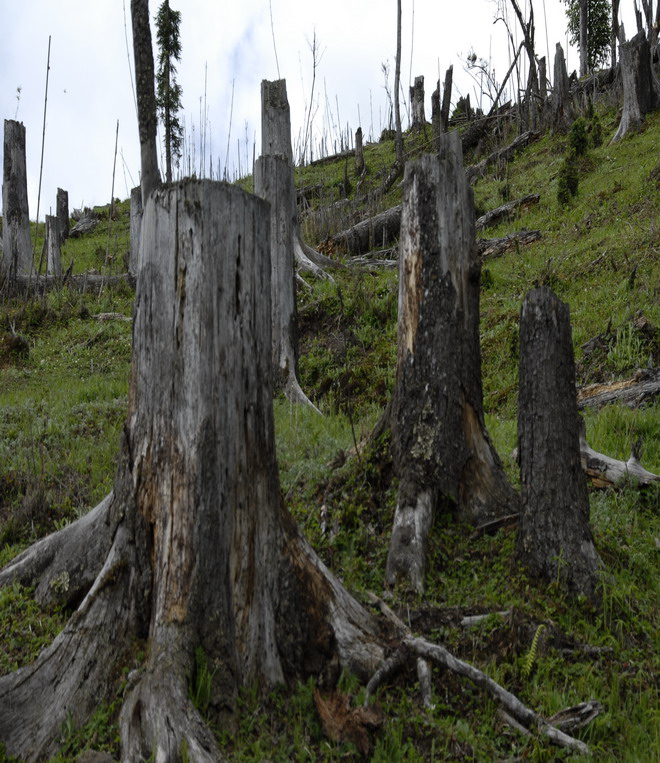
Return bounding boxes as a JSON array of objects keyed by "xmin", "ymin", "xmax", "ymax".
[
  {"xmin": 410, "ymin": 75, "xmax": 426, "ymax": 131},
  {"xmin": 1, "ymin": 119, "xmax": 33, "ymax": 278},
  {"xmin": 0, "ymin": 180, "xmax": 384, "ymax": 760},
  {"xmin": 386, "ymin": 134, "xmax": 518, "ymax": 593},
  {"xmin": 516, "ymin": 287, "xmax": 601, "ymax": 600},
  {"xmin": 610, "ymin": 30, "xmax": 660, "ymax": 143}
]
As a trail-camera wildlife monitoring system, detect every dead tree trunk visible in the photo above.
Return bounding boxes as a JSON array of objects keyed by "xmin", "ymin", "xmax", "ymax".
[
  {"xmin": 45, "ymin": 215, "xmax": 62, "ymax": 277},
  {"xmin": 552, "ymin": 43, "xmax": 573, "ymax": 132},
  {"xmin": 129, "ymin": 185, "xmax": 142, "ymax": 279},
  {"xmin": 56, "ymin": 187, "xmax": 69, "ymax": 244},
  {"xmin": 385, "ymin": 134, "xmax": 518, "ymax": 593},
  {"xmin": 261, "ymin": 79, "xmax": 338, "ymax": 279},
  {"xmin": 1, "ymin": 119, "xmax": 33, "ymax": 279},
  {"xmin": 580, "ymin": 0, "xmax": 589, "ymax": 76},
  {"xmin": 610, "ymin": 30, "xmax": 660, "ymax": 143},
  {"xmin": 255, "ymin": 154, "xmax": 319, "ymax": 412},
  {"xmin": 355, "ymin": 127, "xmax": 365, "ymax": 175},
  {"xmin": 441, "ymin": 65, "xmax": 453, "ymax": 133},
  {"xmin": 410, "ymin": 75, "xmax": 426, "ymax": 131},
  {"xmin": 0, "ymin": 180, "xmax": 385, "ymax": 760},
  {"xmin": 131, "ymin": 0, "xmax": 161, "ymax": 203},
  {"xmin": 611, "ymin": 0, "xmax": 621, "ymax": 71},
  {"xmin": 516, "ymin": 287, "xmax": 601, "ymax": 600},
  {"xmin": 394, "ymin": 0, "xmax": 404, "ymax": 166}
]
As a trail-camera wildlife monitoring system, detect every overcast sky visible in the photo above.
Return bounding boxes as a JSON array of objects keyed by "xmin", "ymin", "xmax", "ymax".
[{"xmin": 0, "ymin": 1, "xmax": 634, "ymax": 217}]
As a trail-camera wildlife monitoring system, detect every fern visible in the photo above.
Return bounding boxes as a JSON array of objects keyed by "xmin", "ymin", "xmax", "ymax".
[{"xmin": 522, "ymin": 624, "xmax": 545, "ymax": 679}]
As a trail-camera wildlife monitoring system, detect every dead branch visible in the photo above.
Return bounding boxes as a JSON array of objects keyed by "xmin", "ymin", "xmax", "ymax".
[
  {"xmin": 477, "ymin": 229, "xmax": 542, "ymax": 258},
  {"xmin": 577, "ymin": 367, "xmax": 660, "ymax": 410},
  {"xmin": 466, "ymin": 130, "xmax": 540, "ymax": 185}
]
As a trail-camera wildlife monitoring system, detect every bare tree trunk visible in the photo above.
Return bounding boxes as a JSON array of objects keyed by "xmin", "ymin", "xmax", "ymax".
[
  {"xmin": 516, "ymin": 287, "xmax": 601, "ymax": 601},
  {"xmin": 410, "ymin": 75, "xmax": 425, "ymax": 131},
  {"xmin": 0, "ymin": 180, "xmax": 384, "ymax": 760},
  {"xmin": 255, "ymin": 154, "xmax": 319, "ymax": 411},
  {"xmin": 45, "ymin": 215, "xmax": 62, "ymax": 277},
  {"xmin": 1, "ymin": 119, "xmax": 33, "ymax": 279},
  {"xmin": 612, "ymin": 0, "xmax": 621, "ymax": 70},
  {"xmin": 385, "ymin": 134, "xmax": 518, "ymax": 593},
  {"xmin": 131, "ymin": 0, "xmax": 161, "ymax": 203},
  {"xmin": 441, "ymin": 65, "xmax": 453, "ymax": 132},
  {"xmin": 610, "ymin": 30, "xmax": 660, "ymax": 142},
  {"xmin": 261, "ymin": 79, "xmax": 339, "ymax": 279},
  {"xmin": 355, "ymin": 126, "xmax": 365, "ymax": 175},
  {"xmin": 56, "ymin": 187, "xmax": 69, "ymax": 244},
  {"xmin": 580, "ymin": 0, "xmax": 589, "ymax": 76},
  {"xmin": 129, "ymin": 185, "xmax": 142, "ymax": 280},
  {"xmin": 394, "ymin": 0, "xmax": 404, "ymax": 166},
  {"xmin": 552, "ymin": 43, "xmax": 573, "ymax": 132}
]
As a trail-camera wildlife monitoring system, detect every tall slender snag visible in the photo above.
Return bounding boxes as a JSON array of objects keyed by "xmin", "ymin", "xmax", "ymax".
[{"xmin": 1, "ymin": 120, "xmax": 33, "ymax": 279}]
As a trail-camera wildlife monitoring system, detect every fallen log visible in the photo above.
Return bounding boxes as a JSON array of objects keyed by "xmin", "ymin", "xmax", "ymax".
[
  {"xmin": 477, "ymin": 229, "xmax": 542, "ymax": 258},
  {"xmin": 0, "ymin": 272, "xmax": 131, "ymax": 297},
  {"xmin": 579, "ymin": 423, "xmax": 659, "ymax": 487},
  {"xmin": 330, "ymin": 204, "xmax": 402, "ymax": 255},
  {"xmin": 577, "ymin": 367, "xmax": 660, "ymax": 409},
  {"xmin": 475, "ymin": 193, "xmax": 540, "ymax": 231},
  {"xmin": 466, "ymin": 130, "xmax": 540, "ymax": 185}
]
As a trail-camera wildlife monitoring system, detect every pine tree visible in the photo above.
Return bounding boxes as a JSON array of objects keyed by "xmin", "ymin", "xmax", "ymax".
[{"xmin": 155, "ymin": 0, "xmax": 183, "ymax": 183}]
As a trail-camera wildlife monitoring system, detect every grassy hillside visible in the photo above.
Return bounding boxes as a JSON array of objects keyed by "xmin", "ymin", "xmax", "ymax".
[{"xmin": 0, "ymin": 104, "xmax": 658, "ymax": 761}]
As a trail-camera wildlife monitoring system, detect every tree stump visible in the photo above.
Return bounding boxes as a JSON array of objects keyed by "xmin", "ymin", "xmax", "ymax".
[
  {"xmin": 610, "ymin": 30, "xmax": 660, "ymax": 143},
  {"xmin": 355, "ymin": 126, "xmax": 365, "ymax": 175},
  {"xmin": 385, "ymin": 134, "xmax": 518, "ymax": 593},
  {"xmin": 410, "ymin": 75, "xmax": 426, "ymax": 131},
  {"xmin": 254, "ymin": 154, "xmax": 318, "ymax": 411},
  {"xmin": 45, "ymin": 215, "xmax": 62, "ymax": 277},
  {"xmin": 0, "ymin": 180, "xmax": 384, "ymax": 760},
  {"xmin": 56, "ymin": 188, "xmax": 69, "ymax": 244},
  {"xmin": 1, "ymin": 119, "xmax": 33, "ymax": 278},
  {"xmin": 441, "ymin": 66, "xmax": 453, "ymax": 133},
  {"xmin": 552, "ymin": 43, "xmax": 573, "ymax": 132},
  {"xmin": 261, "ymin": 79, "xmax": 338, "ymax": 279},
  {"xmin": 516, "ymin": 287, "xmax": 601, "ymax": 600},
  {"xmin": 129, "ymin": 185, "xmax": 142, "ymax": 279}
]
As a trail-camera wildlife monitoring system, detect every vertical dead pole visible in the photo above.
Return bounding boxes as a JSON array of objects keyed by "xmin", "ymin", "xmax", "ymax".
[
  {"xmin": 441, "ymin": 65, "xmax": 453, "ymax": 132},
  {"xmin": 394, "ymin": 0, "xmax": 404, "ymax": 166},
  {"xmin": 129, "ymin": 186, "xmax": 143, "ymax": 280},
  {"xmin": 579, "ymin": 0, "xmax": 589, "ymax": 76},
  {"xmin": 1, "ymin": 120, "xmax": 33, "ymax": 278},
  {"xmin": 254, "ymin": 154, "xmax": 320, "ymax": 412},
  {"xmin": 355, "ymin": 127, "xmax": 365, "ymax": 175},
  {"xmin": 410, "ymin": 75, "xmax": 425, "ymax": 131},
  {"xmin": 45, "ymin": 215, "xmax": 62, "ymax": 277},
  {"xmin": 56, "ymin": 188, "xmax": 69, "ymax": 244},
  {"xmin": 516, "ymin": 287, "xmax": 601, "ymax": 601},
  {"xmin": 552, "ymin": 42, "xmax": 573, "ymax": 132},
  {"xmin": 612, "ymin": 0, "xmax": 621, "ymax": 71},
  {"xmin": 610, "ymin": 30, "xmax": 660, "ymax": 143},
  {"xmin": 385, "ymin": 134, "xmax": 518, "ymax": 594},
  {"xmin": 431, "ymin": 82, "xmax": 441, "ymax": 139},
  {"xmin": 261, "ymin": 79, "xmax": 336, "ymax": 279}
]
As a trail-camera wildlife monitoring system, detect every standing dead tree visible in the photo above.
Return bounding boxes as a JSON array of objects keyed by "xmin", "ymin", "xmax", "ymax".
[
  {"xmin": 255, "ymin": 152, "xmax": 320, "ymax": 411},
  {"xmin": 410, "ymin": 75, "xmax": 426, "ymax": 131},
  {"xmin": 552, "ymin": 42, "xmax": 573, "ymax": 132},
  {"xmin": 1, "ymin": 119, "xmax": 33, "ymax": 279},
  {"xmin": 261, "ymin": 79, "xmax": 339, "ymax": 280},
  {"xmin": 516, "ymin": 288, "xmax": 601, "ymax": 600},
  {"xmin": 45, "ymin": 215, "xmax": 62, "ymax": 277},
  {"xmin": 56, "ymin": 188, "xmax": 69, "ymax": 244},
  {"xmin": 610, "ymin": 29, "xmax": 660, "ymax": 142},
  {"xmin": 385, "ymin": 134, "xmax": 519, "ymax": 594}
]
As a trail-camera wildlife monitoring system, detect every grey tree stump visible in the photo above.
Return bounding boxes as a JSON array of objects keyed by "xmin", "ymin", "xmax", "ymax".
[
  {"xmin": 552, "ymin": 43, "xmax": 573, "ymax": 133},
  {"xmin": 610, "ymin": 30, "xmax": 660, "ymax": 143},
  {"xmin": 45, "ymin": 215, "xmax": 62, "ymax": 277},
  {"xmin": 516, "ymin": 287, "xmax": 601, "ymax": 600},
  {"xmin": 386, "ymin": 134, "xmax": 518, "ymax": 593},
  {"xmin": 1, "ymin": 119, "xmax": 33, "ymax": 278},
  {"xmin": 0, "ymin": 180, "xmax": 384, "ymax": 760},
  {"xmin": 56, "ymin": 188, "xmax": 69, "ymax": 244}
]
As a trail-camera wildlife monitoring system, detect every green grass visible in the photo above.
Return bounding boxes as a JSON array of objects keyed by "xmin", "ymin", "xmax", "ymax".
[{"xmin": 0, "ymin": 106, "xmax": 659, "ymax": 759}]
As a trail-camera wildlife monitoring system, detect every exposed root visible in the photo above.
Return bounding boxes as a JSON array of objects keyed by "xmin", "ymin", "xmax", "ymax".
[{"xmin": 0, "ymin": 491, "xmax": 116, "ymax": 608}]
